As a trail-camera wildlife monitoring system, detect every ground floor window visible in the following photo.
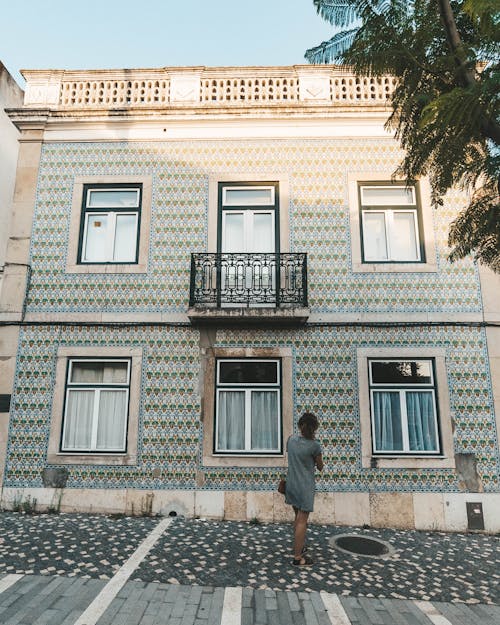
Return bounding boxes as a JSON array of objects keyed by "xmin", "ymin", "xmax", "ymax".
[
  {"xmin": 215, "ymin": 358, "xmax": 281, "ymax": 454},
  {"xmin": 369, "ymin": 359, "xmax": 440, "ymax": 454},
  {"xmin": 62, "ymin": 359, "xmax": 130, "ymax": 452}
]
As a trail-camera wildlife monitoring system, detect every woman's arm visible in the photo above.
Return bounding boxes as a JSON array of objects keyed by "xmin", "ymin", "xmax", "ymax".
[{"xmin": 314, "ymin": 453, "xmax": 324, "ymax": 471}]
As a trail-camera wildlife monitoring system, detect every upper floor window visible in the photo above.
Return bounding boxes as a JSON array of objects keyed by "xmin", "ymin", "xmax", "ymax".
[
  {"xmin": 369, "ymin": 358, "xmax": 440, "ymax": 455},
  {"xmin": 215, "ymin": 358, "xmax": 282, "ymax": 454},
  {"xmin": 360, "ymin": 183, "xmax": 423, "ymax": 263},
  {"xmin": 61, "ymin": 359, "xmax": 131, "ymax": 453},
  {"xmin": 79, "ymin": 184, "xmax": 142, "ymax": 264}
]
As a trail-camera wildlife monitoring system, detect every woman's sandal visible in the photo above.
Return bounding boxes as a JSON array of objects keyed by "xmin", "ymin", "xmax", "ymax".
[{"xmin": 292, "ymin": 554, "xmax": 314, "ymax": 566}]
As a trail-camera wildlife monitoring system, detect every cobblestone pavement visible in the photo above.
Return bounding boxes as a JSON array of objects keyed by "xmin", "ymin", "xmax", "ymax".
[{"xmin": 0, "ymin": 512, "xmax": 499, "ymax": 625}]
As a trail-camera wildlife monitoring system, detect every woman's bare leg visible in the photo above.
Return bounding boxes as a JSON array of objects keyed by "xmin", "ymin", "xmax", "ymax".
[{"xmin": 293, "ymin": 510, "xmax": 309, "ymax": 560}]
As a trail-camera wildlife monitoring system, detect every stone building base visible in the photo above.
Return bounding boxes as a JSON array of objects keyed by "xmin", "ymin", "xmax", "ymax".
[{"xmin": 1, "ymin": 487, "xmax": 499, "ymax": 533}]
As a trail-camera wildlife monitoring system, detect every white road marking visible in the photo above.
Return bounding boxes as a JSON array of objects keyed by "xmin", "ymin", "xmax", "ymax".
[
  {"xmin": 220, "ymin": 586, "xmax": 242, "ymax": 625},
  {"xmin": 73, "ymin": 517, "xmax": 173, "ymax": 625},
  {"xmin": 414, "ymin": 600, "xmax": 454, "ymax": 625},
  {"xmin": 0, "ymin": 574, "xmax": 24, "ymax": 594},
  {"xmin": 320, "ymin": 591, "xmax": 352, "ymax": 625}
]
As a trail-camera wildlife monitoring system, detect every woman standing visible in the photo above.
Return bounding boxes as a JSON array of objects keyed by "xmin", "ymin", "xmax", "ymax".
[{"xmin": 285, "ymin": 411, "xmax": 324, "ymax": 566}]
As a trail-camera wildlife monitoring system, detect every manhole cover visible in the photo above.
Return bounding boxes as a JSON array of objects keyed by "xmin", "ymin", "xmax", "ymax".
[{"xmin": 329, "ymin": 534, "xmax": 395, "ymax": 559}]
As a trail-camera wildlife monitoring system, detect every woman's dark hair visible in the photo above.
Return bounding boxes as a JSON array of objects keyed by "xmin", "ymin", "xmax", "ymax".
[{"xmin": 298, "ymin": 412, "xmax": 319, "ymax": 440}]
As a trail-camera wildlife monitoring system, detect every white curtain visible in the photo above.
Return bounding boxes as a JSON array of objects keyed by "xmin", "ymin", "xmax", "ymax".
[
  {"xmin": 391, "ymin": 212, "xmax": 418, "ymax": 260},
  {"xmin": 406, "ymin": 391, "xmax": 437, "ymax": 451},
  {"xmin": 251, "ymin": 391, "xmax": 278, "ymax": 450},
  {"xmin": 63, "ymin": 390, "xmax": 94, "ymax": 449},
  {"xmin": 363, "ymin": 212, "xmax": 388, "ymax": 260},
  {"xmin": 217, "ymin": 391, "xmax": 245, "ymax": 450},
  {"xmin": 373, "ymin": 391, "xmax": 402, "ymax": 451},
  {"xmin": 113, "ymin": 214, "xmax": 138, "ymax": 262},
  {"xmin": 97, "ymin": 390, "xmax": 127, "ymax": 450},
  {"xmin": 71, "ymin": 362, "xmax": 127, "ymax": 384}
]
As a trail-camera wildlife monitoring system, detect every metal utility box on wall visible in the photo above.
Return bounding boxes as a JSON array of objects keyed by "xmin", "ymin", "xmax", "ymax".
[{"xmin": 466, "ymin": 502, "xmax": 485, "ymax": 530}]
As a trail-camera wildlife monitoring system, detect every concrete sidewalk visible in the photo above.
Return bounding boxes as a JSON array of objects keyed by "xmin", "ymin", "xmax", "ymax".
[{"xmin": 0, "ymin": 512, "xmax": 499, "ymax": 624}]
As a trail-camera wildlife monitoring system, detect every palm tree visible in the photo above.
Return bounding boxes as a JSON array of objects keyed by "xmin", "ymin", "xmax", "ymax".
[{"xmin": 305, "ymin": 0, "xmax": 500, "ymax": 272}]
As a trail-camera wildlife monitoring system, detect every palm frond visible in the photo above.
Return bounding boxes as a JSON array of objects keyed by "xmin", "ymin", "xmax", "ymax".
[
  {"xmin": 313, "ymin": 0, "xmax": 359, "ymax": 28},
  {"xmin": 305, "ymin": 28, "xmax": 359, "ymax": 64},
  {"xmin": 448, "ymin": 181, "xmax": 500, "ymax": 270}
]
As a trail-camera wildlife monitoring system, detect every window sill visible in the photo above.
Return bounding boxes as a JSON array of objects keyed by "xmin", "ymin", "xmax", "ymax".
[
  {"xmin": 352, "ymin": 262, "xmax": 438, "ymax": 274},
  {"xmin": 66, "ymin": 263, "xmax": 147, "ymax": 274},
  {"xmin": 364, "ymin": 455, "xmax": 455, "ymax": 469},
  {"xmin": 47, "ymin": 452, "xmax": 137, "ymax": 466},
  {"xmin": 203, "ymin": 453, "xmax": 286, "ymax": 468}
]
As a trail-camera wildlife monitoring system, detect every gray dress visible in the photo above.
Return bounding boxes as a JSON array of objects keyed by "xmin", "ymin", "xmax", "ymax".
[{"xmin": 285, "ymin": 434, "xmax": 322, "ymax": 512}]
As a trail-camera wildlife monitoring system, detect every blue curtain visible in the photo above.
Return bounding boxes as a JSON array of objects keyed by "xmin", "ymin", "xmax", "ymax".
[
  {"xmin": 373, "ymin": 392, "xmax": 402, "ymax": 451},
  {"xmin": 406, "ymin": 391, "xmax": 437, "ymax": 451}
]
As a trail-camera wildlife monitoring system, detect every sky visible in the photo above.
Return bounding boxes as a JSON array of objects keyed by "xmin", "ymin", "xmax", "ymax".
[{"xmin": 1, "ymin": 0, "xmax": 334, "ymax": 87}]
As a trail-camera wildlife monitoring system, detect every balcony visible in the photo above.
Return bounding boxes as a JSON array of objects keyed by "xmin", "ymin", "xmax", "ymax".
[{"xmin": 188, "ymin": 253, "xmax": 309, "ymax": 325}]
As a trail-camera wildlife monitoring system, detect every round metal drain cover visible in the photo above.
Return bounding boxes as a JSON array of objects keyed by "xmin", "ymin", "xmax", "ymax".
[{"xmin": 329, "ymin": 534, "xmax": 395, "ymax": 559}]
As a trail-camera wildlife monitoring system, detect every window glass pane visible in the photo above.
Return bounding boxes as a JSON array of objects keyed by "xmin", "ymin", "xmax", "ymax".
[
  {"xmin": 391, "ymin": 211, "xmax": 419, "ymax": 260},
  {"xmin": 217, "ymin": 391, "xmax": 245, "ymax": 450},
  {"xmin": 83, "ymin": 214, "xmax": 109, "ymax": 262},
  {"xmin": 252, "ymin": 213, "xmax": 274, "ymax": 252},
  {"xmin": 406, "ymin": 391, "xmax": 438, "ymax": 451},
  {"xmin": 362, "ymin": 212, "xmax": 388, "ymax": 260},
  {"xmin": 219, "ymin": 360, "xmax": 278, "ymax": 384},
  {"xmin": 371, "ymin": 360, "xmax": 432, "ymax": 385},
  {"xmin": 96, "ymin": 390, "xmax": 127, "ymax": 450},
  {"xmin": 113, "ymin": 214, "xmax": 138, "ymax": 262},
  {"xmin": 63, "ymin": 390, "xmax": 94, "ymax": 449},
  {"xmin": 361, "ymin": 186, "xmax": 415, "ymax": 205},
  {"xmin": 71, "ymin": 361, "xmax": 128, "ymax": 384},
  {"xmin": 224, "ymin": 187, "xmax": 274, "ymax": 206},
  {"xmin": 251, "ymin": 391, "xmax": 278, "ymax": 450},
  {"xmin": 372, "ymin": 391, "xmax": 403, "ymax": 451},
  {"xmin": 87, "ymin": 189, "xmax": 139, "ymax": 208},
  {"xmin": 223, "ymin": 213, "xmax": 245, "ymax": 252}
]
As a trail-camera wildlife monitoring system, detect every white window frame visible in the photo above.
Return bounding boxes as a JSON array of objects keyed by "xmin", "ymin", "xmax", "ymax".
[
  {"xmin": 348, "ymin": 174, "xmax": 437, "ymax": 274},
  {"xmin": 214, "ymin": 358, "xmax": 282, "ymax": 455},
  {"xmin": 80, "ymin": 186, "xmax": 141, "ymax": 264},
  {"xmin": 81, "ymin": 210, "xmax": 139, "ymax": 263},
  {"xmin": 61, "ymin": 358, "xmax": 131, "ymax": 453},
  {"xmin": 360, "ymin": 185, "xmax": 421, "ymax": 263},
  {"xmin": 222, "ymin": 185, "xmax": 276, "ymax": 206},
  {"xmin": 221, "ymin": 209, "xmax": 276, "ymax": 253},
  {"xmin": 369, "ymin": 359, "xmax": 440, "ymax": 455}
]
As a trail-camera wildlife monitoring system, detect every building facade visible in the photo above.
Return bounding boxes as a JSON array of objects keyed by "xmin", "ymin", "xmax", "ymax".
[{"xmin": 0, "ymin": 66, "xmax": 499, "ymax": 531}]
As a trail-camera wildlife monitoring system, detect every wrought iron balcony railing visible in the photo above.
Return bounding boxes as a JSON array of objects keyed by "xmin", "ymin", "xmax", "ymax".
[{"xmin": 189, "ymin": 253, "xmax": 308, "ymax": 308}]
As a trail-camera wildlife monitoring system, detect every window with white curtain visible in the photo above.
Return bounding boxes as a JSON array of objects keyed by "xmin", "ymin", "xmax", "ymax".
[
  {"xmin": 215, "ymin": 359, "xmax": 281, "ymax": 454},
  {"xmin": 61, "ymin": 359, "xmax": 130, "ymax": 452},
  {"xmin": 369, "ymin": 359, "xmax": 440, "ymax": 454},
  {"xmin": 360, "ymin": 184, "xmax": 422, "ymax": 262},
  {"xmin": 79, "ymin": 185, "xmax": 141, "ymax": 263}
]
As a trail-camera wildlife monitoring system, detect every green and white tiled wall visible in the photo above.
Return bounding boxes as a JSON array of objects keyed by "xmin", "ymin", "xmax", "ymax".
[{"xmin": 5, "ymin": 324, "xmax": 499, "ymax": 493}]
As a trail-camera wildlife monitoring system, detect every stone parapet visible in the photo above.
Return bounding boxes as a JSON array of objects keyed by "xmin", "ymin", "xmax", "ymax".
[{"xmin": 18, "ymin": 66, "xmax": 396, "ymax": 112}]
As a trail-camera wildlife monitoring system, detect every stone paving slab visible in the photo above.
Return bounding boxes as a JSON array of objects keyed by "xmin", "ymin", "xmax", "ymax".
[
  {"xmin": 3, "ymin": 575, "xmax": 500, "ymax": 625},
  {"xmin": 0, "ymin": 574, "xmax": 106, "ymax": 625}
]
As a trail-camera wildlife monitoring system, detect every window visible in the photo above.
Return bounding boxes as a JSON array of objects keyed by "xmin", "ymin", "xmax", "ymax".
[
  {"xmin": 369, "ymin": 359, "xmax": 440, "ymax": 455},
  {"xmin": 79, "ymin": 185, "xmax": 141, "ymax": 264},
  {"xmin": 67, "ymin": 176, "xmax": 152, "ymax": 274},
  {"xmin": 215, "ymin": 358, "xmax": 281, "ymax": 454},
  {"xmin": 360, "ymin": 184, "xmax": 422, "ymax": 262},
  {"xmin": 348, "ymin": 174, "xmax": 437, "ymax": 274},
  {"xmin": 61, "ymin": 359, "xmax": 131, "ymax": 452}
]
